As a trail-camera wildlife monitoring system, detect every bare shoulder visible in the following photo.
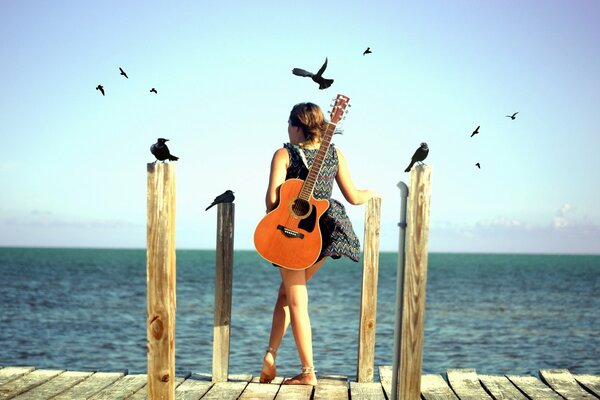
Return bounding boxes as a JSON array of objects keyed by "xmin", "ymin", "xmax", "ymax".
[{"xmin": 271, "ymin": 147, "xmax": 290, "ymax": 168}]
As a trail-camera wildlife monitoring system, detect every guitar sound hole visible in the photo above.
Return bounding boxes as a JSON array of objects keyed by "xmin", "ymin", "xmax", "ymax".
[{"xmin": 292, "ymin": 199, "xmax": 310, "ymax": 218}]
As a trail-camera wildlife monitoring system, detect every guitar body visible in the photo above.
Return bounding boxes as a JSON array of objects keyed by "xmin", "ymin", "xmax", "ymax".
[{"xmin": 254, "ymin": 179, "xmax": 330, "ymax": 270}]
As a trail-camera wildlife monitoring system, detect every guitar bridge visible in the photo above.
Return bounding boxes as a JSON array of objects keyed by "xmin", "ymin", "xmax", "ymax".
[{"xmin": 277, "ymin": 225, "xmax": 304, "ymax": 239}]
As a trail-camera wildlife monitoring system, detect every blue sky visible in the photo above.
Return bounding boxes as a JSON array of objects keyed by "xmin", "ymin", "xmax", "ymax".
[{"xmin": 1, "ymin": 1, "xmax": 599, "ymax": 254}]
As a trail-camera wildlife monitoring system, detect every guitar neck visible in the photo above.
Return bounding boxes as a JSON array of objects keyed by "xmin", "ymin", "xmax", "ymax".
[{"xmin": 298, "ymin": 122, "xmax": 337, "ymax": 201}]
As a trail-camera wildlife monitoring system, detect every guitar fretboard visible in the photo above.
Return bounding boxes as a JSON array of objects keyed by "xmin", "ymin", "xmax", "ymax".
[{"xmin": 298, "ymin": 122, "xmax": 337, "ymax": 202}]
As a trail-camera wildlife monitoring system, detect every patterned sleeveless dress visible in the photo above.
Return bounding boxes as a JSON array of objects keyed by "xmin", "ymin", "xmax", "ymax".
[{"xmin": 283, "ymin": 143, "xmax": 361, "ymax": 262}]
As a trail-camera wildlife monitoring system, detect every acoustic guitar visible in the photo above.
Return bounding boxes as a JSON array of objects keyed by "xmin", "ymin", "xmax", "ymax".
[{"xmin": 254, "ymin": 94, "xmax": 350, "ymax": 270}]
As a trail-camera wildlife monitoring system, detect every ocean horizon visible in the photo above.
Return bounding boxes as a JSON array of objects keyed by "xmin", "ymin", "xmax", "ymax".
[{"xmin": 1, "ymin": 247, "xmax": 598, "ymax": 378}]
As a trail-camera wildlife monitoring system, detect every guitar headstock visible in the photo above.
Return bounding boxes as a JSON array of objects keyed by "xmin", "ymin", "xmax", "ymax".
[{"xmin": 329, "ymin": 94, "xmax": 350, "ymax": 125}]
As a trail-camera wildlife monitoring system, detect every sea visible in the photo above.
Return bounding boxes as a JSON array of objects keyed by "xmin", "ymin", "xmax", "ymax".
[{"xmin": 0, "ymin": 248, "xmax": 599, "ymax": 379}]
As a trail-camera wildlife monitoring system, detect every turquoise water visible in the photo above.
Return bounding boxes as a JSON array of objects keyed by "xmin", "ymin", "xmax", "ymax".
[{"xmin": 0, "ymin": 248, "xmax": 598, "ymax": 378}]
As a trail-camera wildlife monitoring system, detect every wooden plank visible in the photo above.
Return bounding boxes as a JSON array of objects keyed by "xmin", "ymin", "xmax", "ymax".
[
  {"xmin": 349, "ymin": 381, "xmax": 386, "ymax": 400},
  {"xmin": 574, "ymin": 374, "xmax": 600, "ymax": 398},
  {"xmin": 395, "ymin": 165, "xmax": 431, "ymax": 400},
  {"xmin": 314, "ymin": 375, "xmax": 348, "ymax": 399},
  {"xmin": 379, "ymin": 366, "xmax": 392, "ymax": 398},
  {"xmin": 53, "ymin": 372, "xmax": 124, "ymax": 399},
  {"xmin": 274, "ymin": 382, "xmax": 313, "ymax": 400},
  {"xmin": 201, "ymin": 381, "xmax": 249, "ymax": 400},
  {"xmin": 506, "ymin": 375, "xmax": 563, "ymax": 400},
  {"xmin": 12, "ymin": 371, "xmax": 92, "ymax": 399},
  {"xmin": 213, "ymin": 202, "xmax": 235, "ymax": 383},
  {"xmin": 147, "ymin": 161, "xmax": 177, "ymax": 399},
  {"xmin": 446, "ymin": 369, "xmax": 492, "ymax": 400},
  {"xmin": 478, "ymin": 375, "xmax": 528, "ymax": 400},
  {"xmin": 175, "ymin": 374, "xmax": 214, "ymax": 400},
  {"xmin": 357, "ymin": 197, "xmax": 382, "ymax": 382},
  {"xmin": 129, "ymin": 376, "xmax": 186, "ymax": 400},
  {"xmin": 0, "ymin": 368, "xmax": 35, "ymax": 387},
  {"xmin": 88, "ymin": 374, "xmax": 147, "ymax": 400},
  {"xmin": 238, "ymin": 382, "xmax": 280, "ymax": 399},
  {"xmin": 0, "ymin": 369, "xmax": 64, "ymax": 399},
  {"xmin": 540, "ymin": 369, "xmax": 597, "ymax": 400},
  {"xmin": 421, "ymin": 374, "xmax": 459, "ymax": 400}
]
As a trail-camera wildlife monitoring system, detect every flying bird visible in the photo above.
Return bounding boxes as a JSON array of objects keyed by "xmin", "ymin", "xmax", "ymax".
[
  {"xmin": 96, "ymin": 84, "xmax": 105, "ymax": 96},
  {"xmin": 292, "ymin": 57, "xmax": 334, "ymax": 90},
  {"xmin": 363, "ymin": 47, "xmax": 372, "ymax": 56},
  {"xmin": 119, "ymin": 67, "xmax": 128, "ymax": 79},
  {"xmin": 150, "ymin": 138, "xmax": 179, "ymax": 162},
  {"xmin": 404, "ymin": 142, "xmax": 429, "ymax": 172},
  {"xmin": 150, "ymin": 88, "xmax": 157, "ymax": 94},
  {"xmin": 470, "ymin": 126, "xmax": 480, "ymax": 137},
  {"xmin": 506, "ymin": 112, "xmax": 519, "ymax": 120},
  {"xmin": 205, "ymin": 190, "xmax": 235, "ymax": 211},
  {"xmin": 475, "ymin": 162, "xmax": 481, "ymax": 169}
]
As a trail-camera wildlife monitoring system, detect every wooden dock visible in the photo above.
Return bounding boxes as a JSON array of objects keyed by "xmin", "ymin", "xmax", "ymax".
[{"xmin": 1, "ymin": 365, "xmax": 599, "ymax": 399}]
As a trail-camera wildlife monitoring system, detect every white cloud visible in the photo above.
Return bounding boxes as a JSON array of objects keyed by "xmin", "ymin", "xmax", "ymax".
[{"xmin": 430, "ymin": 203, "xmax": 600, "ymax": 254}]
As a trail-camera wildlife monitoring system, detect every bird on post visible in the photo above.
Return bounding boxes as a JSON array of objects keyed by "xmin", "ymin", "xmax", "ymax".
[
  {"xmin": 404, "ymin": 142, "xmax": 429, "ymax": 172},
  {"xmin": 205, "ymin": 190, "xmax": 235, "ymax": 211},
  {"xmin": 150, "ymin": 138, "xmax": 179, "ymax": 162},
  {"xmin": 292, "ymin": 57, "xmax": 334, "ymax": 89}
]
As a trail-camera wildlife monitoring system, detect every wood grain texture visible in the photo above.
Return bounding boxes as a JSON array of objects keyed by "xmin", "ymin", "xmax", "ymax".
[
  {"xmin": 540, "ymin": 369, "xmax": 597, "ymax": 400},
  {"xmin": 0, "ymin": 368, "xmax": 35, "ymax": 387},
  {"xmin": 421, "ymin": 374, "xmax": 459, "ymax": 400},
  {"xmin": 88, "ymin": 374, "xmax": 147, "ymax": 400},
  {"xmin": 395, "ymin": 165, "xmax": 431, "ymax": 399},
  {"xmin": 357, "ymin": 197, "xmax": 382, "ymax": 382},
  {"xmin": 349, "ymin": 381, "xmax": 386, "ymax": 400},
  {"xmin": 52, "ymin": 372, "xmax": 124, "ymax": 399},
  {"xmin": 446, "ymin": 369, "xmax": 492, "ymax": 400},
  {"xmin": 212, "ymin": 203, "xmax": 235, "ymax": 383},
  {"xmin": 506, "ymin": 375, "xmax": 563, "ymax": 400},
  {"xmin": 0, "ymin": 369, "xmax": 63, "ymax": 400},
  {"xmin": 478, "ymin": 375, "xmax": 527, "ymax": 400},
  {"xmin": 313, "ymin": 375, "xmax": 349, "ymax": 399},
  {"xmin": 12, "ymin": 371, "xmax": 92, "ymax": 399},
  {"xmin": 147, "ymin": 162, "xmax": 177, "ymax": 399},
  {"xmin": 574, "ymin": 374, "xmax": 600, "ymax": 398}
]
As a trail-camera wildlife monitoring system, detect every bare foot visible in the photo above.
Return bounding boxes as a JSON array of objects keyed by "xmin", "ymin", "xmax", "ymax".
[
  {"xmin": 259, "ymin": 349, "xmax": 276, "ymax": 383},
  {"xmin": 283, "ymin": 371, "xmax": 317, "ymax": 386}
]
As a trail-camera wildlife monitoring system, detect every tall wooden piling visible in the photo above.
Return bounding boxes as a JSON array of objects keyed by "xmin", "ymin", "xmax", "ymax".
[
  {"xmin": 212, "ymin": 203, "xmax": 235, "ymax": 382},
  {"xmin": 357, "ymin": 196, "xmax": 382, "ymax": 383},
  {"xmin": 393, "ymin": 165, "xmax": 432, "ymax": 400},
  {"xmin": 146, "ymin": 162, "xmax": 177, "ymax": 400}
]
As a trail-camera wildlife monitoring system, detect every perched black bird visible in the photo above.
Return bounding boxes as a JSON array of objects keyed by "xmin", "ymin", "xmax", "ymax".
[
  {"xmin": 292, "ymin": 57, "xmax": 334, "ymax": 90},
  {"xmin": 119, "ymin": 67, "xmax": 128, "ymax": 79},
  {"xmin": 205, "ymin": 190, "xmax": 235, "ymax": 211},
  {"xmin": 150, "ymin": 88, "xmax": 158, "ymax": 94},
  {"xmin": 475, "ymin": 162, "xmax": 481, "ymax": 169},
  {"xmin": 404, "ymin": 142, "xmax": 429, "ymax": 172},
  {"xmin": 150, "ymin": 138, "xmax": 179, "ymax": 162},
  {"xmin": 363, "ymin": 47, "xmax": 372, "ymax": 56},
  {"xmin": 96, "ymin": 84, "xmax": 105, "ymax": 96},
  {"xmin": 506, "ymin": 112, "xmax": 518, "ymax": 120},
  {"xmin": 470, "ymin": 125, "xmax": 480, "ymax": 137}
]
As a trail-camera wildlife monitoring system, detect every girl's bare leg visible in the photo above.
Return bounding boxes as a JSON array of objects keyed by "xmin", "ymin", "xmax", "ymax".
[{"xmin": 261, "ymin": 259, "xmax": 325, "ymax": 384}]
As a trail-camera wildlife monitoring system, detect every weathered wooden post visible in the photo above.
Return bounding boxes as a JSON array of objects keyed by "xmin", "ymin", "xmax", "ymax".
[
  {"xmin": 392, "ymin": 165, "xmax": 432, "ymax": 400},
  {"xmin": 357, "ymin": 196, "xmax": 382, "ymax": 382},
  {"xmin": 146, "ymin": 162, "xmax": 176, "ymax": 400},
  {"xmin": 212, "ymin": 202, "xmax": 235, "ymax": 382}
]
